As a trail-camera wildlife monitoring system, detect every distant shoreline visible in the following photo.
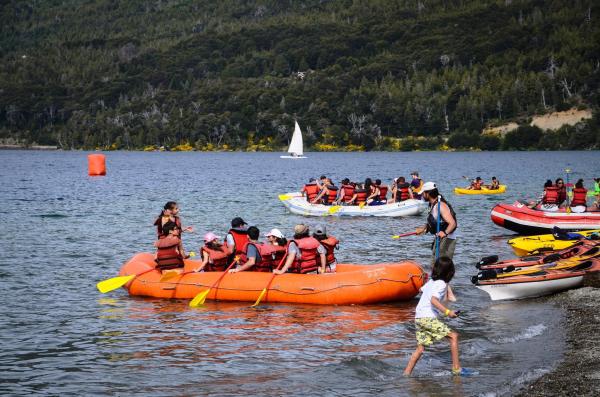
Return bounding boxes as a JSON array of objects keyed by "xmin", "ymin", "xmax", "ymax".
[{"xmin": 0, "ymin": 144, "xmax": 59, "ymax": 150}]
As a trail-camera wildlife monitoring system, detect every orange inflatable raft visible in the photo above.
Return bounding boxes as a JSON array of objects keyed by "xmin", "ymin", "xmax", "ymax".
[{"xmin": 118, "ymin": 253, "xmax": 427, "ymax": 305}]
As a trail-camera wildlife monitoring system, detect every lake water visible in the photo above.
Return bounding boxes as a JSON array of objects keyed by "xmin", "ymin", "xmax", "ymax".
[{"xmin": 1, "ymin": 150, "xmax": 599, "ymax": 396}]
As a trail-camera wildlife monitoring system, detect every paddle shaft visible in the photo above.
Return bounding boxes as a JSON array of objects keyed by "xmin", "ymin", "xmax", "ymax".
[
  {"xmin": 252, "ymin": 254, "xmax": 289, "ymax": 307},
  {"xmin": 435, "ymin": 199, "xmax": 441, "ymax": 260},
  {"xmin": 392, "ymin": 231, "xmax": 418, "ymax": 239}
]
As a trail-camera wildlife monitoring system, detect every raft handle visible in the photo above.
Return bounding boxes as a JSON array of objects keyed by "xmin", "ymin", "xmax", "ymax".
[
  {"xmin": 162, "ymin": 287, "xmax": 177, "ymax": 290},
  {"xmin": 300, "ymin": 287, "xmax": 315, "ymax": 291}
]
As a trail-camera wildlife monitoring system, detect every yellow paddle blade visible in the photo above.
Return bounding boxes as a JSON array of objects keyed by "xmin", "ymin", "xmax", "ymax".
[
  {"xmin": 279, "ymin": 194, "xmax": 293, "ymax": 201},
  {"xmin": 96, "ymin": 275, "xmax": 135, "ymax": 293},
  {"xmin": 188, "ymin": 251, "xmax": 196, "ymax": 258},
  {"xmin": 359, "ymin": 202, "xmax": 366, "ymax": 209},
  {"xmin": 189, "ymin": 289, "xmax": 210, "ymax": 307},
  {"xmin": 251, "ymin": 288, "xmax": 268, "ymax": 307},
  {"xmin": 328, "ymin": 205, "xmax": 341, "ymax": 215},
  {"xmin": 391, "ymin": 235, "xmax": 400, "ymax": 239},
  {"xmin": 159, "ymin": 271, "xmax": 180, "ymax": 282}
]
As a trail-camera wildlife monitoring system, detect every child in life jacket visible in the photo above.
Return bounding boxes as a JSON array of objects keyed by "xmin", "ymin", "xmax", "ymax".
[
  {"xmin": 312, "ymin": 224, "xmax": 339, "ymax": 273},
  {"xmin": 153, "ymin": 201, "xmax": 194, "ymax": 238},
  {"xmin": 197, "ymin": 232, "xmax": 230, "ymax": 272},
  {"xmin": 570, "ymin": 179, "xmax": 588, "ymax": 213},
  {"xmin": 274, "ymin": 224, "xmax": 327, "ymax": 274},
  {"xmin": 488, "ymin": 177, "xmax": 500, "ymax": 190},
  {"xmin": 154, "ymin": 221, "xmax": 185, "ymax": 270},
  {"xmin": 404, "ymin": 257, "xmax": 472, "ymax": 376}
]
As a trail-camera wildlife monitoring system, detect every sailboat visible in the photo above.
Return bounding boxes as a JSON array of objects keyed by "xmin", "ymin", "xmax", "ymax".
[{"xmin": 280, "ymin": 120, "xmax": 307, "ymax": 159}]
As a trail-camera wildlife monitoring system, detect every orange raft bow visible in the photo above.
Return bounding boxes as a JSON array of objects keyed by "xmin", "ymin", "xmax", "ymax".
[{"xmin": 116, "ymin": 253, "xmax": 427, "ymax": 305}]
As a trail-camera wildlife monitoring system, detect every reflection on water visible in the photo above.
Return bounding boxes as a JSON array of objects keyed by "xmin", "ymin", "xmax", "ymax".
[{"xmin": 2, "ymin": 150, "xmax": 598, "ymax": 395}]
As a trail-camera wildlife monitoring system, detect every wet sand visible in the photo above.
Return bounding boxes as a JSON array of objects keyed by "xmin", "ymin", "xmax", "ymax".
[{"xmin": 518, "ymin": 281, "xmax": 600, "ymax": 396}]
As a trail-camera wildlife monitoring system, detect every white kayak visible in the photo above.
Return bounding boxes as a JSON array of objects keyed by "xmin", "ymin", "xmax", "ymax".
[{"xmin": 278, "ymin": 192, "xmax": 428, "ymax": 217}]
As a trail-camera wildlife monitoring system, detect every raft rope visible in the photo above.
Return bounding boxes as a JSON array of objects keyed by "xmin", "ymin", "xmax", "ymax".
[{"xmin": 140, "ymin": 272, "xmax": 427, "ymax": 296}]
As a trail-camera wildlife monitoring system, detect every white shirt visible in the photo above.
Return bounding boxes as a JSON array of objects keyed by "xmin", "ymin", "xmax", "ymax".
[{"xmin": 415, "ymin": 279, "xmax": 448, "ymax": 319}]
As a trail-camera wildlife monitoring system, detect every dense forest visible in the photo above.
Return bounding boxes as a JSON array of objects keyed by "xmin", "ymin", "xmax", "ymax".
[{"xmin": 1, "ymin": 0, "xmax": 599, "ymax": 151}]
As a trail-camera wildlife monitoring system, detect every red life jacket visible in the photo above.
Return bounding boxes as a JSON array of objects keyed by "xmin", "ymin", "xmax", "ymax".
[
  {"xmin": 341, "ymin": 184, "xmax": 355, "ymax": 202},
  {"xmin": 303, "ymin": 183, "xmax": 320, "ymax": 202},
  {"xmin": 228, "ymin": 228, "xmax": 249, "ymax": 256},
  {"xmin": 472, "ymin": 181, "xmax": 482, "ymax": 190},
  {"xmin": 379, "ymin": 185, "xmax": 388, "ymax": 201},
  {"xmin": 201, "ymin": 243, "xmax": 230, "ymax": 271},
  {"xmin": 155, "ymin": 236, "xmax": 184, "ymax": 269},
  {"xmin": 571, "ymin": 188, "xmax": 588, "ymax": 207},
  {"xmin": 397, "ymin": 183, "xmax": 411, "ymax": 202},
  {"xmin": 238, "ymin": 242, "xmax": 287, "ymax": 272},
  {"xmin": 318, "ymin": 236, "xmax": 339, "ymax": 266},
  {"xmin": 289, "ymin": 237, "xmax": 321, "ymax": 274},
  {"xmin": 543, "ymin": 186, "xmax": 559, "ymax": 204},
  {"xmin": 355, "ymin": 189, "xmax": 367, "ymax": 204},
  {"xmin": 326, "ymin": 185, "xmax": 339, "ymax": 204}
]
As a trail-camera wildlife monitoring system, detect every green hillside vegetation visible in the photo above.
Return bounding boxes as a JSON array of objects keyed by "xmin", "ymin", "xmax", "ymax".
[{"xmin": 1, "ymin": 0, "xmax": 599, "ymax": 150}]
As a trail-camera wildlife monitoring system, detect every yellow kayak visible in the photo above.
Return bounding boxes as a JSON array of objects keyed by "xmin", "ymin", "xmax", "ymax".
[
  {"xmin": 508, "ymin": 229, "xmax": 600, "ymax": 256},
  {"xmin": 454, "ymin": 185, "xmax": 507, "ymax": 195}
]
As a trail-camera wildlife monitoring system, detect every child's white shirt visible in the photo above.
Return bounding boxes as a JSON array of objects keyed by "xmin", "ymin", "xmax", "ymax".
[{"xmin": 415, "ymin": 279, "xmax": 447, "ymax": 319}]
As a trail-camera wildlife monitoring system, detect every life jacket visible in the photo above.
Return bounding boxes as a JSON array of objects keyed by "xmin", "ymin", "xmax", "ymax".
[
  {"xmin": 379, "ymin": 185, "xmax": 388, "ymax": 201},
  {"xmin": 397, "ymin": 182, "xmax": 411, "ymax": 202},
  {"xmin": 426, "ymin": 198, "xmax": 458, "ymax": 235},
  {"xmin": 238, "ymin": 242, "xmax": 287, "ymax": 272},
  {"xmin": 155, "ymin": 236, "xmax": 184, "ymax": 269},
  {"xmin": 341, "ymin": 184, "xmax": 355, "ymax": 202},
  {"xmin": 542, "ymin": 186, "xmax": 559, "ymax": 205},
  {"xmin": 227, "ymin": 228, "xmax": 249, "ymax": 256},
  {"xmin": 155, "ymin": 214, "xmax": 182, "ymax": 239},
  {"xmin": 325, "ymin": 185, "xmax": 339, "ymax": 204},
  {"xmin": 355, "ymin": 189, "xmax": 367, "ymax": 204},
  {"xmin": 201, "ymin": 243, "xmax": 230, "ymax": 271},
  {"xmin": 289, "ymin": 237, "xmax": 321, "ymax": 274},
  {"xmin": 318, "ymin": 236, "xmax": 339, "ymax": 266},
  {"xmin": 303, "ymin": 183, "xmax": 320, "ymax": 202},
  {"xmin": 571, "ymin": 188, "xmax": 588, "ymax": 207},
  {"xmin": 557, "ymin": 187, "xmax": 567, "ymax": 205}
]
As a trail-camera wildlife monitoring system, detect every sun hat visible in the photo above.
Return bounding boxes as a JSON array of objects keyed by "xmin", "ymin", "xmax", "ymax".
[
  {"xmin": 265, "ymin": 228, "xmax": 284, "ymax": 239},
  {"xmin": 294, "ymin": 224, "xmax": 309, "ymax": 235},
  {"xmin": 203, "ymin": 232, "xmax": 220, "ymax": 242},
  {"xmin": 418, "ymin": 181, "xmax": 437, "ymax": 195}
]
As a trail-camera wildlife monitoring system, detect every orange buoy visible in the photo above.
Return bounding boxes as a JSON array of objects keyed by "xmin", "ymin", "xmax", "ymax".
[{"xmin": 88, "ymin": 154, "xmax": 106, "ymax": 176}]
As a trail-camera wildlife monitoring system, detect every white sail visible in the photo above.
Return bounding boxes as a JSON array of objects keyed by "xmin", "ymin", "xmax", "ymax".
[{"xmin": 287, "ymin": 121, "xmax": 304, "ymax": 156}]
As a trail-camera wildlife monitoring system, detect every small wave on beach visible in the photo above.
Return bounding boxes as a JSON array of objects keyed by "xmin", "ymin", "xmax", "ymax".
[{"xmin": 491, "ymin": 324, "xmax": 547, "ymax": 344}]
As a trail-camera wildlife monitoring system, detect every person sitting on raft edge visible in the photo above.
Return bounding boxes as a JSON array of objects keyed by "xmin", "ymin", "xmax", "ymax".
[
  {"xmin": 301, "ymin": 178, "xmax": 320, "ymax": 203},
  {"xmin": 468, "ymin": 177, "xmax": 483, "ymax": 190},
  {"xmin": 154, "ymin": 221, "xmax": 186, "ymax": 271},
  {"xmin": 487, "ymin": 176, "xmax": 500, "ymax": 190},
  {"xmin": 229, "ymin": 226, "xmax": 287, "ymax": 273},
  {"xmin": 197, "ymin": 232, "xmax": 229, "ymax": 272},
  {"xmin": 313, "ymin": 224, "xmax": 339, "ymax": 273},
  {"xmin": 273, "ymin": 224, "xmax": 327, "ymax": 275},
  {"xmin": 226, "ymin": 217, "xmax": 249, "ymax": 261}
]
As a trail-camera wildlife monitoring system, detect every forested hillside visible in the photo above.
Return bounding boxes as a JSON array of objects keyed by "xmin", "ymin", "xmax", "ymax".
[{"xmin": 1, "ymin": 0, "xmax": 599, "ymax": 150}]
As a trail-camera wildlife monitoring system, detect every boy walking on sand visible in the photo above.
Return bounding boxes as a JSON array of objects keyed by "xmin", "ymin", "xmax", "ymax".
[{"xmin": 404, "ymin": 257, "xmax": 472, "ymax": 376}]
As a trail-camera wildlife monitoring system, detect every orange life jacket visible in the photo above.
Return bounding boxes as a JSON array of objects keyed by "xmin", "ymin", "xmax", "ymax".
[
  {"xmin": 289, "ymin": 237, "xmax": 321, "ymax": 274},
  {"xmin": 318, "ymin": 236, "xmax": 339, "ymax": 266},
  {"xmin": 379, "ymin": 185, "xmax": 388, "ymax": 201},
  {"xmin": 155, "ymin": 236, "xmax": 184, "ymax": 269},
  {"xmin": 571, "ymin": 188, "xmax": 588, "ymax": 207},
  {"xmin": 472, "ymin": 181, "xmax": 482, "ymax": 190},
  {"xmin": 303, "ymin": 183, "xmax": 320, "ymax": 202},
  {"xmin": 543, "ymin": 186, "xmax": 559, "ymax": 205},
  {"xmin": 227, "ymin": 228, "xmax": 249, "ymax": 256},
  {"xmin": 341, "ymin": 184, "xmax": 355, "ymax": 202},
  {"xmin": 201, "ymin": 243, "xmax": 230, "ymax": 271},
  {"xmin": 355, "ymin": 189, "xmax": 367, "ymax": 204},
  {"xmin": 325, "ymin": 185, "xmax": 339, "ymax": 204},
  {"xmin": 397, "ymin": 183, "xmax": 411, "ymax": 202}
]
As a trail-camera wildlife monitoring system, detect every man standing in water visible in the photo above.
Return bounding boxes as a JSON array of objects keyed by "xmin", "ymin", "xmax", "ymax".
[{"xmin": 415, "ymin": 182, "xmax": 457, "ymax": 265}]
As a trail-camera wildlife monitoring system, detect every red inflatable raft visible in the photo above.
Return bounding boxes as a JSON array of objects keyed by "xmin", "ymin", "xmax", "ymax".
[
  {"xmin": 118, "ymin": 253, "xmax": 427, "ymax": 305},
  {"xmin": 491, "ymin": 202, "xmax": 600, "ymax": 235}
]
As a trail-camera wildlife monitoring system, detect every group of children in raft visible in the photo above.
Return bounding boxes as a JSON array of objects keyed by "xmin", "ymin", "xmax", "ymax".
[
  {"xmin": 536, "ymin": 177, "xmax": 600, "ymax": 212},
  {"xmin": 152, "ymin": 202, "xmax": 339, "ymax": 274},
  {"xmin": 301, "ymin": 171, "xmax": 424, "ymax": 205},
  {"xmin": 151, "ymin": 200, "xmax": 472, "ymax": 377}
]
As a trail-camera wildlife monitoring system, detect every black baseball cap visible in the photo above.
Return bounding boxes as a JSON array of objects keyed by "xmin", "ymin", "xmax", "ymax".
[{"xmin": 231, "ymin": 217, "xmax": 247, "ymax": 227}]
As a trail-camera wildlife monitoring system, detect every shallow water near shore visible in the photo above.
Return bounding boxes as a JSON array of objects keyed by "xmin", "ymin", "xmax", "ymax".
[{"xmin": 1, "ymin": 150, "xmax": 599, "ymax": 396}]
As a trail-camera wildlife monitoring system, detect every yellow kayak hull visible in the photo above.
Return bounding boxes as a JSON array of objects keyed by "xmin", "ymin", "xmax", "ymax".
[
  {"xmin": 508, "ymin": 229, "xmax": 600, "ymax": 256},
  {"xmin": 454, "ymin": 185, "xmax": 507, "ymax": 195}
]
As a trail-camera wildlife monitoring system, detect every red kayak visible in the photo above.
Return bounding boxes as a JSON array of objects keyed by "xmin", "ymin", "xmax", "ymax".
[{"xmin": 491, "ymin": 202, "xmax": 600, "ymax": 235}]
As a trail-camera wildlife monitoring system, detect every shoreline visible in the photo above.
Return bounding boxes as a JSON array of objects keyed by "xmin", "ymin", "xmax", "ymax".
[{"xmin": 517, "ymin": 277, "xmax": 600, "ymax": 396}]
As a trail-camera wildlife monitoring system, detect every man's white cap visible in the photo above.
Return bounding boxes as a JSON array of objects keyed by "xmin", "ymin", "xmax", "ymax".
[
  {"xmin": 265, "ymin": 228, "xmax": 284, "ymax": 239},
  {"xmin": 418, "ymin": 181, "xmax": 437, "ymax": 195}
]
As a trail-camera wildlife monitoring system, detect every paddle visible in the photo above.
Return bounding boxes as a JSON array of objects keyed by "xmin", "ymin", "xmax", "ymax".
[
  {"xmin": 251, "ymin": 255, "xmax": 288, "ymax": 308},
  {"xmin": 97, "ymin": 267, "xmax": 155, "ymax": 293},
  {"xmin": 188, "ymin": 257, "xmax": 239, "ymax": 307},
  {"xmin": 435, "ymin": 198, "xmax": 441, "ymax": 260},
  {"xmin": 392, "ymin": 231, "xmax": 417, "ymax": 239}
]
